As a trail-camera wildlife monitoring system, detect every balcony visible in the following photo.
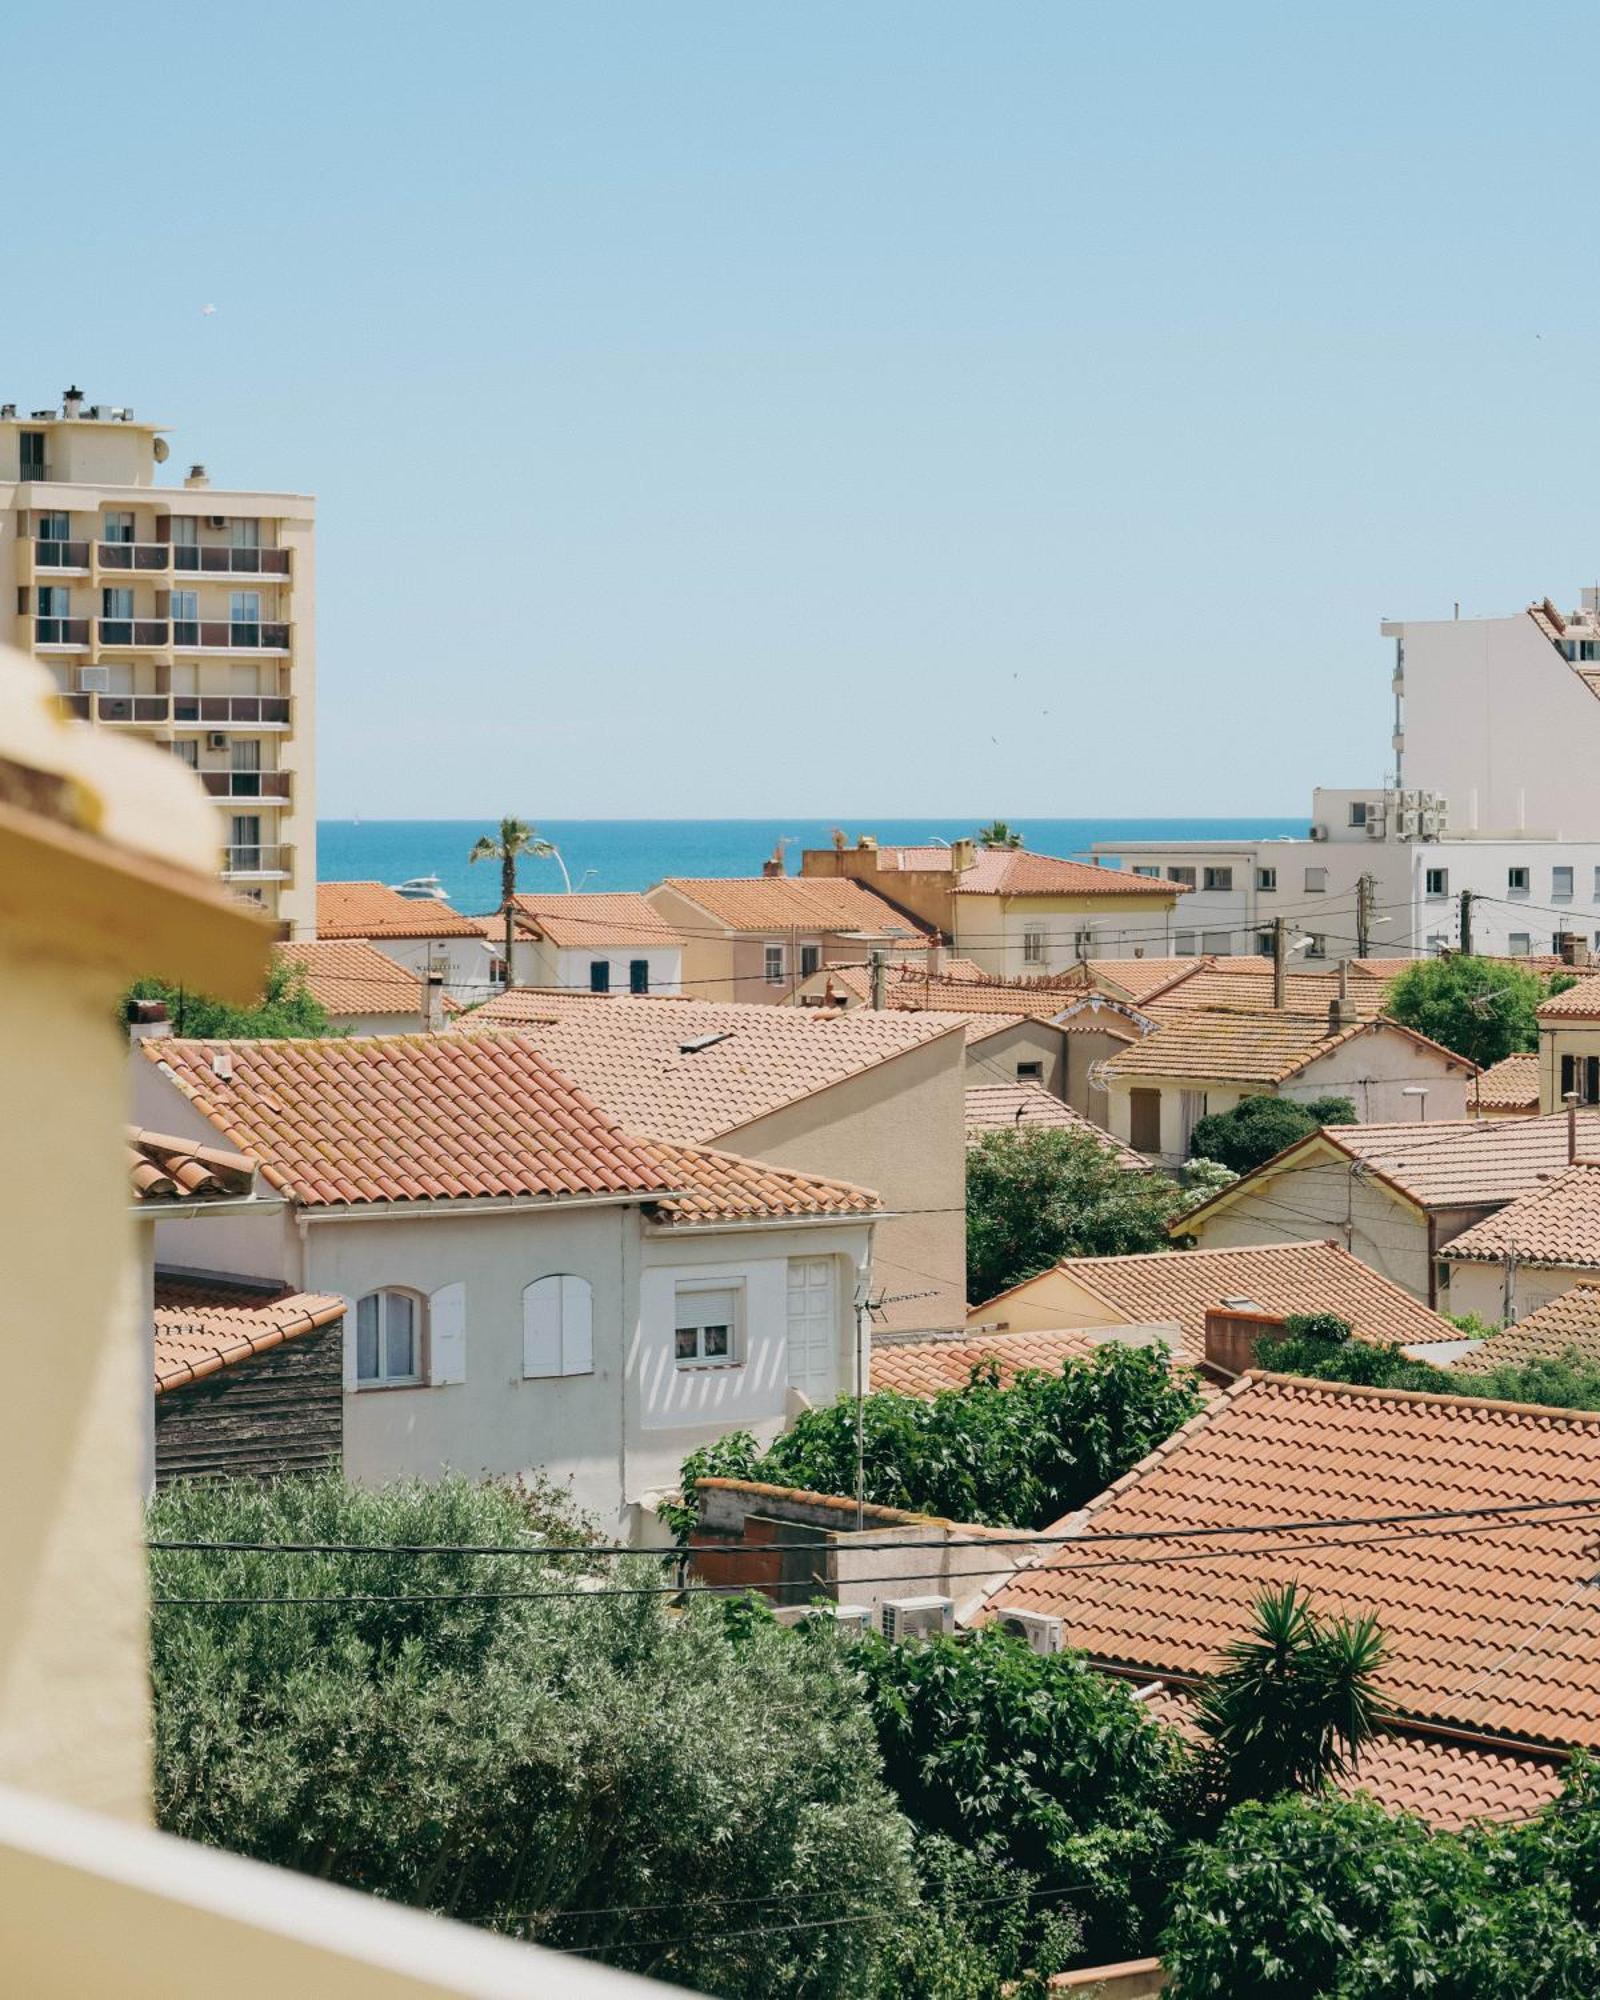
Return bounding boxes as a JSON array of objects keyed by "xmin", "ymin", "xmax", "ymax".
[
  {"xmin": 200, "ymin": 769, "xmax": 292, "ymax": 802},
  {"xmin": 34, "ymin": 617, "xmax": 90, "ymax": 648},
  {"xmin": 173, "ymin": 543, "xmax": 291, "ymax": 577},
  {"xmin": 222, "ymin": 842, "xmax": 292, "ymax": 879},
  {"xmin": 33, "ymin": 540, "xmax": 90, "ymax": 570},
  {"xmin": 52, "ymin": 692, "xmax": 174, "ymax": 725},
  {"xmin": 173, "ymin": 695, "xmax": 291, "ymax": 728},
  {"xmin": 171, "ymin": 620, "xmax": 291, "ymax": 652},
  {"xmin": 96, "ymin": 540, "xmax": 170, "ymax": 572},
  {"xmin": 96, "ymin": 618, "xmax": 170, "ymax": 650}
]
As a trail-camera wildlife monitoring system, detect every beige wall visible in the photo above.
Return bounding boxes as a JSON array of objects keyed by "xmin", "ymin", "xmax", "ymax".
[
  {"xmin": 1187, "ymin": 1153, "xmax": 1434, "ymax": 1301},
  {"xmin": 1289, "ymin": 1035, "xmax": 1471, "ymax": 1125},
  {"xmin": 967, "ymin": 1264, "xmax": 1132, "ymax": 1332},
  {"xmin": 951, "ymin": 892, "xmax": 1175, "ymax": 977},
  {"xmin": 1444, "ymin": 1257, "xmax": 1585, "ymax": 1329},
  {"xmin": 726, "ymin": 1028, "xmax": 969, "ymax": 1330},
  {"xmin": 965, "ymin": 1019, "xmax": 1069, "ymax": 1100},
  {"xmin": 1540, "ymin": 1020, "xmax": 1600, "ymax": 1115}
]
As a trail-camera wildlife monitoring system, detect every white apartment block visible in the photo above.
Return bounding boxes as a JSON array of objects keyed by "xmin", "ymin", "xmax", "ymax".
[
  {"xmin": 2, "ymin": 388, "xmax": 315, "ymax": 936},
  {"xmin": 1096, "ymin": 787, "xmax": 1600, "ymax": 966}
]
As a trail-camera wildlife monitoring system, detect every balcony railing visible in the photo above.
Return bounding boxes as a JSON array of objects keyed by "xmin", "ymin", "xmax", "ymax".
[
  {"xmin": 173, "ymin": 695, "xmax": 292, "ymax": 727},
  {"xmin": 222, "ymin": 843, "xmax": 292, "ymax": 878},
  {"xmin": 96, "ymin": 541, "xmax": 171, "ymax": 571},
  {"xmin": 200, "ymin": 769, "xmax": 292, "ymax": 801},
  {"xmin": 171, "ymin": 620, "xmax": 290, "ymax": 651},
  {"xmin": 55, "ymin": 692, "xmax": 91, "ymax": 720},
  {"xmin": 34, "ymin": 617, "xmax": 90, "ymax": 646},
  {"xmin": 96, "ymin": 618, "xmax": 170, "ymax": 649},
  {"xmin": 53, "ymin": 692, "xmax": 173, "ymax": 724},
  {"xmin": 34, "ymin": 539, "xmax": 89, "ymax": 569},
  {"xmin": 173, "ymin": 544, "xmax": 290, "ymax": 576}
]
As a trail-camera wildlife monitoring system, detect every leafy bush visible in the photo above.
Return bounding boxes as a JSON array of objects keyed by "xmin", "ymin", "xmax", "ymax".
[
  {"xmin": 1187, "ymin": 1094, "xmax": 1355, "ymax": 1175},
  {"xmin": 1257, "ymin": 1313, "xmax": 1600, "ymax": 1411},
  {"xmin": 668, "ymin": 1345, "xmax": 1204, "ymax": 1534},
  {"xmin": 126, "ymin": 958, "xmax": 334, "ymax": 1039},
  {"xmin": 1161, "ymin": 1784, "xmax": 1600, "ymax": 1998},
  {"xmin": 1384, "ymin": 954, "xmax": 1554, "ymax": 1070},
  {"xmin": 150, "ymin": 1476, "xmax": 923, "ymax": 1998},
  {"xmin": 967, "ymin": 1127, "xmax": 1197, "ymax": 1305},
  {"xmin": 868, "ymin": 1834, "xmax": 1083, "ymax": 1998}
]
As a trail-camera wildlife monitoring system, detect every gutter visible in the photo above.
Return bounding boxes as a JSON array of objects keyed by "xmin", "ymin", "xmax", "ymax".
[
  {"xmin": 293, "ymin": 1190, "xmax": 679, "ymax": 1224},
  {"xmin": 643, "ymin": 1210, "xmax": 889, "ymax": 1237},
  {"xmin": 130, "ymin": 1193, "xmax": 285, "ymax": 1223}
]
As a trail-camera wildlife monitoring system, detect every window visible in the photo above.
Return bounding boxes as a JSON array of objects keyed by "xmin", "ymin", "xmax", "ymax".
[
  {"xmin": 522, "ymin": 1275, "xmax": 594, "ymax": 1377},
  {"xmin": 35, "ymin": 512, "xmax": 69, "ymax": 542},
  {"xmin": 101, "ymin": 587, "xmax": 133, "ymax": 619},
  {"xmin": 763, "ymin": 943, "xmax": 786, "ymax": 985},
  {"xmin": 169, "ymin": 515, "xmax": 198, "ymax": 548},
  {"xmin": 19, "ymin": 432, "xmax": 46, "ymax": 479},
  {"xmin": 1508, "ymin": 932, "xmax": 1531, "ymax": 956},
  {"xmin": 230, "ymin": 814, "xmax": 262, "ymax": 870},
  {"xmin": 171, "ymin": 589, "xmax": 198, "ymax": 626},
  {"xmin": 1507, "ymin": 866, "xmax": 1530, "ymax": 894},
  {"xmin": 675, "ymin": 1285, "xmax": 740, "ymax": 1368},
  {"xmin": 799, "ymin": 943, "xmax": 821, "ymax": 978},
  {"xmin": 589, "ymin": 960, "xmax": 611, "ymax": 993},
  {"xmin": 1016, "ymin": 1060, "xmax": 1044, "ymax": 1081},
  {"xmin": 1256, "ymin": 867, "xmax": 1277, "ymax": 892},
  {"xmin": 1254, "ymin": 930, "xmax": 1275, "ymax": 957},
  {"xmin": 1554, "ymin": 866, "xmax": 1575, "ymax": 900},
  {"xmin": 1132, "ymin": 864, "xmax": 1161, "ymax": 878},
  {"xmin": 36, "ymin": 585, "xmax": 70, "ymax": 617},
  {"xmin": 1348, "ymin": 801, "xmax": 1370, "ymax": 828},
  {"xmin": 1022, "ymin": 928, "xmax": 1046, "ymax": 964},
  {"xmin": 629, "ymin": 958, "xmax": 650, "ymax": 994},
  {"xmin": 355, "ymin": 1290, "xmax": 423, "ymax": 1386},
  {"xmin": 1560, "ymin": 1055, "xmax": 1600, "ymax": 1106},
  {"xmin": 1304, "ymin": 868, "xmax": 1328, "ymax": 894},
  {"xmin": 102, "ymin": 511, "xmax": 134, "ymax": 544},
  {"xmin": 1425, "ymin": 868, "xmax": 1448, "ymax": 898},
  {"xmin": 230, "ymin": 590, "xmax": 260, "ymax": 642},
  {"xmin": 230, "ymin": 517, "xmax": 262, "ymax": 550},
  {"xmin": 1202, "ymin": 867, "xmax": 1233, "ymax": 892},
  {"xmin": 1174, "ymin": 931, "xmax": 1198, "ymax": 956},
  {"xmin": 1167, "ymin": 866, "xmax": 1196, "ymax": 888},
  {"xmin": 1582, "ymin": 641, "xmax": 1600, "ymax": 664},
  {"xmin": 1303, "ymin": 934, "xmax": 1327, "ymax": 959},
  {"xmin": 171, "ymin": 740, "xmax": 198, "ymax": 768},
  {"xmin": 1201, "ymin": 930, "xmax": 1231, "ymax": 954},
  {"xmin": 786, "ymin": 1258, "xmax": 836, "ymax": 1394}
]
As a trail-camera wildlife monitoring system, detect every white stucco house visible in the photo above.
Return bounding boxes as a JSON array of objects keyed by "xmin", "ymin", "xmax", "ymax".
[
  {"xmin": 316, "ymin": 881, "xmax": 494, "ymax": 1006},
  {"xmin": 475, "ymin": 891, "xmax": 687, "ymax": 996},
  {"xmin": 133, "ymin": 1030, "xmax": 880, "ymax": 1540}
]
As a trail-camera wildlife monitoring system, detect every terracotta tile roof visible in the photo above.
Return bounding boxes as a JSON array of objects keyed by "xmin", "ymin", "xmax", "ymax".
[
  {"xmin": 884, "ymin": 973, "xmax": 1082, "ymax": 1018},
  {"xmin": 965, "ymin": 1084, "xmax": 1147, "ymax": 1165},
  {"xmin": 863, "ymin": 847, "xmax": 1175, "ymax": 899},
  {"xmin": 1131, "ymin": 1683, "xmax": 1564, "ymax": 1831},
  {"xmin": 1058, "ymin": 958, "xmax": 1200, "ymax": 1004},
  {"xmin": 655, "ymin": 875, "xmax": 930, "ymax": 938},
  {"xmin": 985, "ymin": 1371, "xmax": 1600, "ymax": 1759},
  {"xmin": 1142, "ymin": 969, "xmax": 1390, "ymax": 1020},
  {"xmin": 316, "ymin": 881, "xmax": 484, "ymax": 940},
  {"xmin": 1456, "ymin": 1283, "xmax": 1600, "ymax": 1370},
  {"xmin": 961, "ymin": 1014, "xmax": 1031, "ymax": 1044},
  {"xmin": 1473, "ymin": 1051, "xmax": 1541, "ymax": 1112},
  {"xmin": 504, "ymin": 891, "xmax": 687, "ymax": 950},
  {"xmin": 1104, "ymin": 1010, "xmax": 1472, "ymax": 1087},
  {"xmin": 647, "ymin": 1143, "xmax": 880, "ymax": 1227},
  {"xmin": 974, "ymin": 1240, "xmax": 1457, "ymax": 1361},
  {"xmin": 1539, "ymin": 972, "xmax": 1600, "ymax": 1020},
  {"xmin": 872, "ymin": 1325, "xmax": 1164, "ymax": 1396},
  {"xmin": 129, "ymin": 1128, "xmax": 255, "ymax": 1205},
  {"xmin": 1444, "ymin": 1163, "xmax": 1600, "ymax": 1269},
  {"xmin": 153, "ymin": 1276, "xmax": 347, "ymax": 1394},
  {"xmin": 273, "ymin": 938, "xmax": 425, "ymax": 1018},
  {"xmin": 460, "ymin": 997, "xmax": 966, "ymax": 1144},
  {"xmin": 141, "ymin": 1032, "xmax": 682, "ymax": 1208}
]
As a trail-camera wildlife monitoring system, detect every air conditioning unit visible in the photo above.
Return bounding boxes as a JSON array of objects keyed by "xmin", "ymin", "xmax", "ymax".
[
  {"xmin": 996, "ymin": 1609, "xmax": 1064, "ymax": 1656},
  {"xmin": 1365, "ymin": 818, "xmax": 1386, "ymax": 840},
  {"xmin": 1420, "ymin": 811, "xmax": 1441, "ymax": 838},
  {"xmin": 880, "ymin": 1595, "xmax": 954, "ymax": 1642},
  {"xmin": 777, "ymin": 1603, "xmax": 873, "ymax": 1637},
  {"xmin": 206, "ymin": 731, "xmax": 228, "ymax": 750},
  {"xmin": 1308, "ymin": 824, "xmax": 1329, "ymax": 842},
  {"xmin": 205, "ymin": 515, "xmax": 228, "ymax": 531},
  {"xmin": 1399, "ymin": 811, "xmax": 1419, "ymax": 838},
  {"xmin": 77, "ymin": 665, "xmax": 110, "ymax": 694}
]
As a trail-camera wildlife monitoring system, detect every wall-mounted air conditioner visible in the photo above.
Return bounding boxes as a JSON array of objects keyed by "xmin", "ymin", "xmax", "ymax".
[
  {"xmin": 997, "ymin": 1609, "xmax": 1064, "ymax": 1655},
  {"xmin": 1308, "ymin": 824, "xmax": 1328, "ymax": 842},
  {"xmin": 880, "ymin": 1595, "xmax": 955, "ymax": 1642},
  {"xmin": 778, "ymin": 1604, "xmax": 873, "ymax": 1637},
  {"xmin": 206, "ymin": 732, "xmax": 228, "ymax": 750},
  {"xmin": 77, "ymin": 665, "xmax": 110, "ymax": 694},
  {"xmin": 205, "ymin": 515, "xmax": 228, "ymax": 531},
  {"xmin": 1366, "ymin": 819, "xmax": 1386, "ymax": 840}
]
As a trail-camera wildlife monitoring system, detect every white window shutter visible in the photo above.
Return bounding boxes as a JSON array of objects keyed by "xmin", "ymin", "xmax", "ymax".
[
  {"xmin": 523, "ymin": 1277, "xmax": 562, "ymax": 1378},
  {"xmin": 429, "ymin": 1282, "xmax": 467, "ymax": 1385},
  {"xmin": 339, "ymin": 1297, "xmax": 360, "ymax": 1391},
  {"xmin": 561, "ymin": 1275, "xmax": 593, "ymax": 1375}
]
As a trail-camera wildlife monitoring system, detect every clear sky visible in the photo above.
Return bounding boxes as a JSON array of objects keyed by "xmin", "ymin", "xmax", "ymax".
[{"xmin": 10, "ymin": 3, "xmax": 1597, "ymax": 817}]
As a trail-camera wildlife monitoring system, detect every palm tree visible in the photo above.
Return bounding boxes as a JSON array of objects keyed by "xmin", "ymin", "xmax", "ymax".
[
  {"xmin": 1195, "ymin": 1583, "xmax": 1385, "ymax": 1808},
  {"xmin": 975, "ymin": 820, "xmax": 1024, "ymax": 850},
  {"xmin": 469, "ymin": 818, "xmax": 554, "ymax": 988}
]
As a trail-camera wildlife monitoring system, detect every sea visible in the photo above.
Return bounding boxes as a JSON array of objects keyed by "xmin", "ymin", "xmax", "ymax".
[{"xmin": 316, "ymin": 817, "xmax": 1303, "ymax": 914}]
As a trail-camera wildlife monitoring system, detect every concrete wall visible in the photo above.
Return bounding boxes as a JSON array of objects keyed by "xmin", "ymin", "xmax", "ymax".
[
  {"xmin": 362, "ymin": 932, "xmax": 492, "ymax": 1008},
  {"xmin": 517, "ymin": 941, "xmax": 683, "ymax": 995},
  {"xmin": 1443, "ymin": 1257, "xmax": 1582, "ymax": 1329},
  {"xmin": 726, "ymin": 1027, "xmax": 969, "ymax": 1331},
  {"xmin": 1541, "ymin": 1019, "xmax": 1600, "ymax": 1115},
  {"xmin": 1187, "ymin": 1154, "xmax": 1434, "ymax": 1300},
  {"xmin": 1289, "ymin": 1032, "xmax": 1471, "ymax": 1125},
  {"xmin": 951, "ymin": 892, "xmax": 1175, "ymax": 977},
  {"xmin": 965, "ymin": 1019, "xmax": 1069, "ymax": 1101}
]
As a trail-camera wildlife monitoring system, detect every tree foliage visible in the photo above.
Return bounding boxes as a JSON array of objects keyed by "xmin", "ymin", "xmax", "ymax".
[
  {"xmin": 1383, "ymin": 954, "xmax": 1554, "ymax": 1069},
  {"xmin": 974, "ymin": 820, "xmax": 1024, "ymax": 849},
  {"xmin": 1161, "ymin": 1778, "xmax": 1600, "ymax": 1999},
  {"xmin": 126, "ymin": 958, "xmax": 333, "ymax": 1039},
  {"xmin": 1257, "ymin": 1312, "xmax": 1600, "ymax": 1411},
  {"xmin": 666, "ymin": 1345, "xmax": 1204, "ymax": 1534},
  {"xmin": 1187, "ymin": 1094, "xmax": 1356, "ymax": 1175},
  {"xmin": 967, "ymin": 1127, "xmax": 1199, "ymax": 1304}
]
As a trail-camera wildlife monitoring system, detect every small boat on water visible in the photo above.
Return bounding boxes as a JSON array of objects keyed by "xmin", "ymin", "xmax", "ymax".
[{"xmin": 389, "ymin": 873, "xmax": 453, "ymax": 903}]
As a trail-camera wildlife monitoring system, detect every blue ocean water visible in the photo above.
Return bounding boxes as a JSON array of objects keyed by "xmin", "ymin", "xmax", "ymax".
[{"xmin": 316, "ymin": 817, "xmax": 1303, "ymax": 914}]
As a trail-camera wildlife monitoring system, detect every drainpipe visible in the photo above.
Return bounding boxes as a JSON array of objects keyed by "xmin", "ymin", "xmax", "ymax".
[
  {"xmin": 424, "ymin": 971, "xmax": 445, "ymax": 1032},
  {"xmin": 870, "ymin": 949, "xmax": 887, "ymax": 1011},
  {"xmin": 1568, "ymin": 1089, "xmax": 1581, "ymax": 1163}
]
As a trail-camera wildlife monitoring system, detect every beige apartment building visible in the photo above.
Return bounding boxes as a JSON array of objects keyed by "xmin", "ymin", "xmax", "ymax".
[{"xmin": 2, "ymin": 388, "xmax": 316, "ymax": 936}]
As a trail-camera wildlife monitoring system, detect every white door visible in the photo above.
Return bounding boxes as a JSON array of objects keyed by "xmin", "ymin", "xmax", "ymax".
[{"xmin": 786, "ymin": 1258, "xmax": 836, "ymax": 1396}]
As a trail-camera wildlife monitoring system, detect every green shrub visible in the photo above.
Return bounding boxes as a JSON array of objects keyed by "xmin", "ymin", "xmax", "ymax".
[{"xmin": 1187, "ymin": 1095, "xmax": 1355, "ymax": 1176}]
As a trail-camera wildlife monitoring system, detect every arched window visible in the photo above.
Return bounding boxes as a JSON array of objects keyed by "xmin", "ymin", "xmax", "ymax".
[
  {"xmin": 523, "ymin": 1275, "xmax": 594, "ymax": 1378},
  {"xmin": 355, "ymin": 1289, "xmax": 425, "ymax": 1386}
]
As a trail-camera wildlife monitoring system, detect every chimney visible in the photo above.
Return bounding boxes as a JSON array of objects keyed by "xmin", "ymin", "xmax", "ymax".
[
  {"xmin": 62, "ymin": 385, "xmax": 84, "ymax": 419},
  {"xmin": 949, "ymin": 837, "xmax": 976, "ymax": 874},
  {"xmin": 125, "ymin": 998, "xmax": 171, "ymax": 1046},
  {"xmin": 761, "ymin": 842, "xmax": 785, "ymax": 879},
  {"xmin": 926, "ymin": 938, "xmax": 944, "ymax": 979},
  {"xmin": 425, "ymin": 971, "xmax": 446, "ymax": 1033},
  {"xmin": 184, "ymin": 463, "xmax": 211, "ymax": 489},
  {"xmin": 831, "ymin": 827, "xmax": 847, "ymax": 852},
  {"xmin": 1327, "ymin": 959, "xmax": 1360, "ymax": 1034},
  {"xmin": 1568, "ymin": 1090, "xmax": 1581, "ymax": 1164},
  {"xmin": 1202, "ymin": 1302, "xmax": 1285, "ymax": 1379}
]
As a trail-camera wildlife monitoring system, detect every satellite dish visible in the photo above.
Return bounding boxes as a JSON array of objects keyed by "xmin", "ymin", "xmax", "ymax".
[
  {"xmin": 152, "ymin": 437, "xmax": 170, "ymax": 463},
  {"xmin": 1086, "ymin": 1060, "xmax": 1116, "ymax": 1094}
]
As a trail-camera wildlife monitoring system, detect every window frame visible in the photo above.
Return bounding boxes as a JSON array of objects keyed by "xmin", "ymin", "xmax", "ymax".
[
  {"xmin": 628, "ymin": 957, "xmax": 650, "ymax": 994},
  {"xmin": 1304, "ymin": 867, "xmax": 1328, "ymax": 895},
  {"xmin": 354, "ymin": 1288, "xmax": 426, "ymax": 1389},
  {"xmin": 799, "ymin": 942, "xmax": 821, "ymax": 978},
  {"xmin": 1167, "ymin": 866, "xmax": 1197, "ymax": 889},
  {"xmin": 1508, "ymin": 932, "xmax": 1532, "ymax": 957},
  {"xmin": 1022, "ymin": 927, "xmax": 1046, "ymax": 965},
  {"xmin": 1348, "ymin": 801, "xmax": 1370, "ymax": 828},
  {"xmin": 1424, "ymin": 867, "xmax": 1448, "ymax": 899},
  {"xmin": 1507, "ymin": 866, "xmax": 1530, "ymax": 895},
  {"xmin": 1256, "ymin": 867, "xmax": 1277, "ymax": 893},
  {"xmin": 763, "ymin": 942, "xmax": 786, "ymax": 985},
  {"xmin": 674, "ymin": 1283, "xmax": 743, "ymax": 1370},
  {"xmin": 1015, "ymin": 1060, "xmax": 1044, "ymax": 1082},
  {"xmin": 1553, "ymin": 866, "xmax": 1575, "ymax": 901},
  {"xmin": 589, "ymin": 959, "xmax": 611, "ymax": 993},
  {"xmin": 1202, "ymin": 866, "xmax": 1233, "ymax": 892}
]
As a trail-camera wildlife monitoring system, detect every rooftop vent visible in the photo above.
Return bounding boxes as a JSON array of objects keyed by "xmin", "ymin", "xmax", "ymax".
[
  {"xmin": 679, "ymin": 1031, "xmax": 734, "ymax": 1056},
  {"xmin": 62, "ymin": 386, "xmax": 84, "ymax": 419},
  {"xmin": 185, "ymin": 463, "xmax": 211, "ymax": 490},
  {"xmin": 0, "ymin": 404, "xmax": 14, "ymax": 419},
  {"xmin": 209, "ymin": 1049, "xmax": 234, "ymax": 1082}
]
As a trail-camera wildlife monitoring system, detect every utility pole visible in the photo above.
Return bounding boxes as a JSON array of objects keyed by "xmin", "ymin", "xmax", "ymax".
[
  {"xmin": 869, "ymin": 948, "xmax": 887, "ymax": 1010},
  {"xmin": 1459, "ymin": 888, "xmax": 1474, "ymax": 956},
  {"xmin": 1355, "ymin": 872, "xmax": 1374, "ymax": 959},
  {"xmin": 852, "ymin": 1270, "xmax": 869, "ymax": 1530},
  {"xmin": 1272, "ymin": 915, "xmax": 1286, "ymax": 1010}
]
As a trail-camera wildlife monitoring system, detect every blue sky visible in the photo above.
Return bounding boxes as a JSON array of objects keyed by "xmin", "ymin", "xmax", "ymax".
[{"xmin": 11, "ymin": 4, "xmax": 1597, "ymax": 817}]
